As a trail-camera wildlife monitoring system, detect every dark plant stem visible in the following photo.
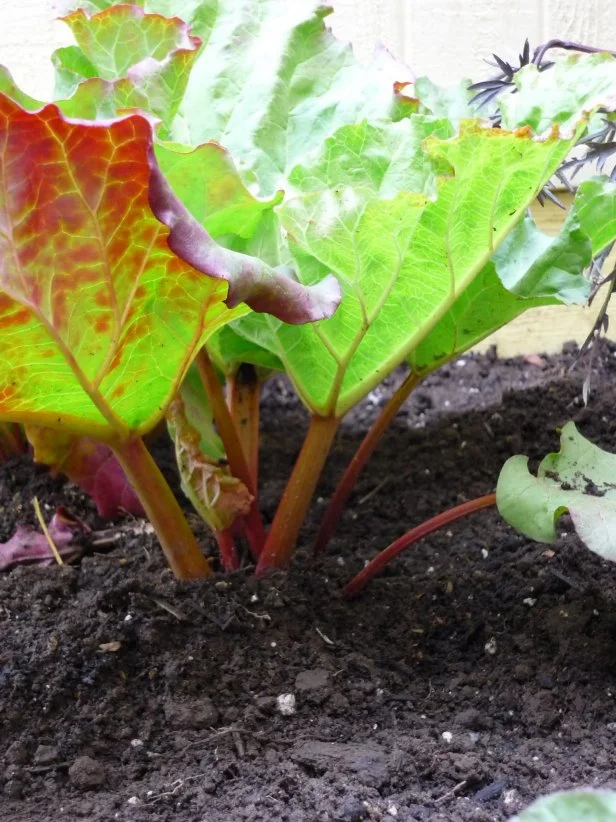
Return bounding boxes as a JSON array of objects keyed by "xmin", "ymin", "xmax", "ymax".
[
  {"xmin": 533, "ymin": 39, "xmax": 616, "ymax": 66},
  {"xmin": 113, "ymin": 435, "xmax": 211, "ymax": 580},
  {"xmin": 344, "ymin": 493, "xmax": 497, "ymax": 597},
  {"xmin": 196, "ymin": 348, "xmax": 265, "ymax": 559},
  {"xmin": 314, "ymin": 370, "xmax": 422, "ymax": 556},
  {"xmin": 215, "ymin": 527, "xmax": 241, "ymax": 571},
  {"xmin": 256, "ymin": 414, "xmax": 340, "ymax": 575},
  {"xmin": 228, "ymin": 364, "xmax": 260, "ymax": 489}
]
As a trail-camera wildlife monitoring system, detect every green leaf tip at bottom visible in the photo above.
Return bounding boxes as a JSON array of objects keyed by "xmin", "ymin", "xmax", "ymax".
[
  {"xmin": 497, "ymin": 422, "xmax": 616, "ymax": 562},
  {"xmin": 512, "ymin": 789, "xmax": 616, "ymax": 821}
]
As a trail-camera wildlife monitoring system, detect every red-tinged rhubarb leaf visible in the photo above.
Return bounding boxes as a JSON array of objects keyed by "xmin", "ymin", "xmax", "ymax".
[
  {"xmin": 0, "ymin": 508, "xmax": 86, "ymax": 571},
  {"xmin": 0, "ymin": 97, "xmax": 338, "ymax": 440},
  {"xmin": 26, "ymin": 426, "xmax": 145, "ymax": 520},
  {"xmin": 166, "ymin": 397, "xmax": 252, "ymax": 532}
]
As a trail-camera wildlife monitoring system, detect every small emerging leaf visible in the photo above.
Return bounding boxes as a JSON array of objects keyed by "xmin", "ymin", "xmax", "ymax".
[
  {"xmin": 497, "ymin": 422, "xmax": 616, "ymax": 561},
  {"xmin": 167, "ymin": 398, "xmax": 252, "ymax": 531}
]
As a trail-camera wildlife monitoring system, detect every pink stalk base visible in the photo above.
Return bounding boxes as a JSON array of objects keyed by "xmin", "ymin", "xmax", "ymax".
[
  {"xmin": 215, "ymin": 528, "xmax": 240, "ymax": 571},
  {"xmin": 344, "ymin": 493, "xmax": 497, "ymax": 597}
]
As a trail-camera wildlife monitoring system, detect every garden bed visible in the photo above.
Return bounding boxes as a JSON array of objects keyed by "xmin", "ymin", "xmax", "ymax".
[{"xmin": 2, "ymin": 342, "xmax": 616, "ymax": 822}]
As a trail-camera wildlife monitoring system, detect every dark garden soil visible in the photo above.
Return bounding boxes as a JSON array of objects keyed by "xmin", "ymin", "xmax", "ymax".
[{"xmin": 2, "ymin": 342, "xmax": 616, "ymax": 822}]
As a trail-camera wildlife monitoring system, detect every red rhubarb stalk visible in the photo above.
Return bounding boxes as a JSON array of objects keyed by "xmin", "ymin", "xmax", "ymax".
[
  {"xmin": 256, "ymin": 414, "xmax": 340, "ymax": 574},
  {"xmin": 113, "ymin": 436, "xmax": 211, "ymax": 580},
  {"xmin": 228, "ymin": 364, "xmax": 260, "ymax": 489},
  {"xmin": 314, "ymin": 370, "xmax": 422, "ymax": 555},
  {"xmin": 196, "ymin": 349, "xmax": 265, "ymax": 558},
  {"xmin": 344, "ymin": 493, "xmax": 497, "ymax": 597},
  {"xmin": 215, "ymin": 527, "xmax": 241, "ymax": 572}
]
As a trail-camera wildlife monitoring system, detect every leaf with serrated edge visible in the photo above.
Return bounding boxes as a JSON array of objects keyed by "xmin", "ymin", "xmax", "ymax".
[
  {"xmin": 233, "ymin": 119, "xmax": 576, "ymax": 417},
  {"xmin": 0, "ymin": 96, "xmax": 338, "ymax": 440},
  {"xmin": 55, "ymin": 2, "xmax": 415, "ymax": 195},
  {"xmin": 497, "ymin": 422, "xmax": 616, "ymax": 561},
  {"xmin": 58, "ymin": 6, "xmax": 202, "ymax": 130},
  {"xmin": 500, "ymin": 53, "xmax": 616, "ymax": 134}
]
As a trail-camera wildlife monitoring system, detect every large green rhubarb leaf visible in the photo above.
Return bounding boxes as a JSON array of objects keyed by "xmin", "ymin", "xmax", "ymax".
[
  {"xmin": 231, "ymin": 119, "xmax": 577, "ymax": 417},
  {"xmin": 500, "ymin": 53, "xmax": 616, "ymax": 133},
  {"xmin": 0, "ymin": 96, "xmax": 338, "ymax": 440},
  {"xmin": 497, "ymin": 422, "xmax": 616, "ymax": 561},
  {"xmin": 410, "ymin": 172, "xmax": 616, "ymax": 374},
  {"xmin": 54, "ymin": 1, "xmax": 414, "ymax": 194}
]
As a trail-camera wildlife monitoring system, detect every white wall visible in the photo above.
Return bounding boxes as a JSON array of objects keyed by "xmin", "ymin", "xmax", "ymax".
[{"xmin": 3, "ymin": 0, "xmax": 616, "ymax": 100}]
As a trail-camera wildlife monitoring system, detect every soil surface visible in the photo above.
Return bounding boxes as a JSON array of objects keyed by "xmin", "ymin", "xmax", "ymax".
[{"xmin": 2, "ymin": 342, "xmax": 616, "ymax": 822}]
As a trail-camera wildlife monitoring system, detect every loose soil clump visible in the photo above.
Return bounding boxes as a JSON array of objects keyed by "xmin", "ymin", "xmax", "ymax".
[{"xmin": 2, "ymin": 343, "xmax": 616, "ymax": 822}]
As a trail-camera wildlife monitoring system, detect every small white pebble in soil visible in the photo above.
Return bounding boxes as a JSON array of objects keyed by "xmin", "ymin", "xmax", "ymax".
[
  {"xmin": 387, "ymin": 805, "xmax": 398, "ymax": 817},
  {"xmin": 481, "ymin": 548, "xmax": 489, "ymax": 559},
  {"xmin": 127, "ymin": 797, "xmax": 140, "ymax": 806},
  {"xmin": 484, "ymin": 637, "xmax": 498, "ymax": 655},
  {"xmin": 606, "ymin": 722, "xmax": 616, "ymax": 731},
  {"xmin": 337, "ymin": 557, "xmax": 345, "ymax": 566},
  {"xmin": 456, "ymin": 359, "xmax": 466, "ymax": 367},
  {"xmin": 502, "ymin": 789, "xmax": 522, "ymax": 811},
  {"xmin": 277, "ymin": 693, "xmax": 296, "ymax": 716},
  {"xmin": 270, "ymin": 642, "xmax": 277, "ymax": 648},
  {"xmin": 446, "ymin": 531, "xmax": 453, "ymax": 538},
  {"xmin": 441, "ymin": 731, "xmax": 453, "ymax": 743},
  {"xmin": 187, "ymin": 656, "xmax": 194, "ymax": 661},
  {"xmin": 523, "ymin": 598, "xmax": 537, "ymax": 607},
  {"xmin": 124, "ymin": 614, "xmax": 133, "ymax": 623},
  {"xmin": 130, "ymin": 739, "xmax": 144, "ymax": 748},
  {"xmin": 427, "ymin": 566, "xmax": 435, "ymax": 574},
  {"xmin": 250, "ymin": 594, "xmax": 259, "ymax": 603}
]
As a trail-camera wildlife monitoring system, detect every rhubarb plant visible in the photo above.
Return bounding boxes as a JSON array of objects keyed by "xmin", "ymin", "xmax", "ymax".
[{"xmin": 1, "ymin": 1, "xmax": 616, "ymax": 582}]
